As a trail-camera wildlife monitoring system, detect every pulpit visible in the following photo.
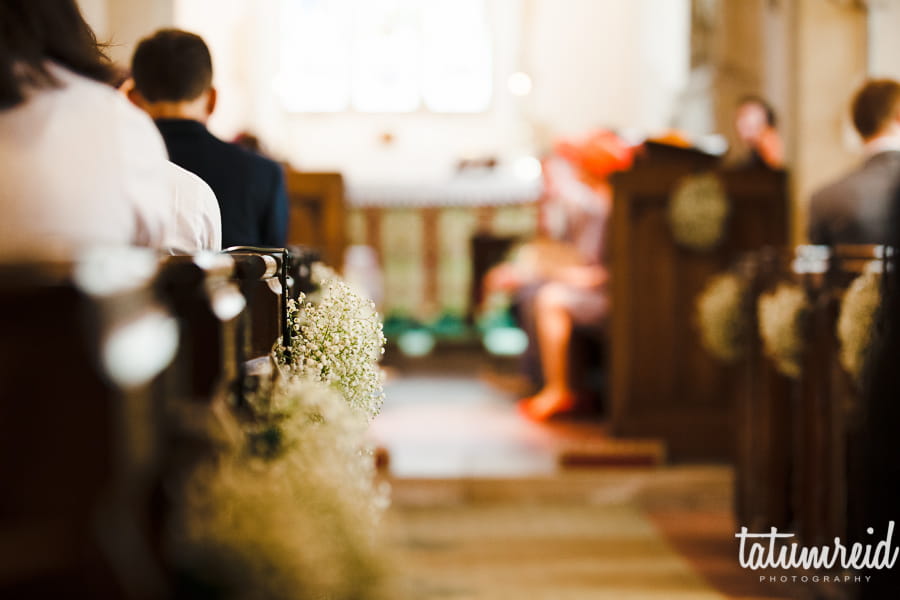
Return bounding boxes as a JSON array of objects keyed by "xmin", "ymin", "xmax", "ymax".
[{"xmin": 609, "ymin": 146, "xmax": 789, "ymax": 460}]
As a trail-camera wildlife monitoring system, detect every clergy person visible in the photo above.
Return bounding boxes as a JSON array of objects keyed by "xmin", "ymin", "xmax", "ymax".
[
  {"xmin": 808, "ymin": 79, "xmax": 900, "ymax": 246},
  {"xmin": 128, "ymin": 29, "xmax": 288, "ymax": 249}
]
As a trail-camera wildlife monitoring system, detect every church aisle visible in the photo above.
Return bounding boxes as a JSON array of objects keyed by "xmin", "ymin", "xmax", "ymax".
[
  {"xmin": 369, "ymin": 367, "xmax": 800, "ymax": 599},
  {"xmin": 378, "ymin": 470, "xmax": 799, "ymax": 600}
]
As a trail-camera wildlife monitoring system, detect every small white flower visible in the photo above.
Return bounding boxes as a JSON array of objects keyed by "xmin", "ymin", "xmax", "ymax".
[{"xmin": 275, "ymin": 263, "xmax": 387, "ymax": 420}]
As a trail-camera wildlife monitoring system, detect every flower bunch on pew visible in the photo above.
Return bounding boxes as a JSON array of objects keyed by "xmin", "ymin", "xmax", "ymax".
[
  {"xmin": 695, "ymin": 272, "xmax": 749, "ymax": 363},
  {"xmin": 172, "ymin": 378, "xmax": 390, "ymax": 600},
  {"xmin": 667, "ymin": 172, "xmax": 731, "ymax": 252},
  {"xmin": 277, "ymin": 263, "xmax": 386, "ymax": 421},
  {"xmin": 757, "ymin": 282, "xmax": 810, "ymax": 378},
  {"xmin": 837, "ymin": 270, "xmax": 882, "ymax": 386}
]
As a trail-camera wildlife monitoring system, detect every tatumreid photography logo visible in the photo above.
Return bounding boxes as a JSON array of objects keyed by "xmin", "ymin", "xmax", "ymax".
[{"xmin": 735, "ymin": 521, "xmax": 899, "ymax": 584}]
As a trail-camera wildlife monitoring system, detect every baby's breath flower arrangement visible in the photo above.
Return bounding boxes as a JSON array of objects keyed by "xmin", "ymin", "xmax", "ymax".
[
  {"xmin": 837, "ymin": 271, "xmax": 882, "ymax": 385},
  {"xmin": 695, "ymin": 272, "xmax": 749, "ymax": 363},
  {"xmin": 278, "ymin": 265, "xmax": 386, "ymax": 421},
  {"xmin": 668, "ymin": 172, "xmax": 730, "ymax": 252},
  {"xmin": 757, "ymin": 282, "xmax": 810, "ymax": 378},
  {"xmin": 311, "ymin": 261, "xmax": 339, "ymax": 286},
  {"xmin": 172, "ymin": 378, "xmax": 389, "ymax": 600},
  {"xmin": 168, "ymin": 261, "xmax": 391, "ymax": 600}
]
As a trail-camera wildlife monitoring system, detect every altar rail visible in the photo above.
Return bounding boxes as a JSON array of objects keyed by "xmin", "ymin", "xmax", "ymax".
[{"xmin": 0, "ymin": 245, "xmax": 318, "ymax": 598}]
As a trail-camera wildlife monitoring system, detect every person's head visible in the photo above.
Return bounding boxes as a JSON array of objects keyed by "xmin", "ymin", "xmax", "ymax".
[
  {"xmin": 851, "ymin": 79, "xmax": 900, "ymax": 142},
  {"xmin": 0, "ymin": 0, "xmax": 113, "ymax": 110},
  {"xmin": 129, "ymin": 28, "xmax": 215, "ymax": 123},
  {"xmin": 735, "ymin": 95, "xmax": 777, "ymax": 145}
]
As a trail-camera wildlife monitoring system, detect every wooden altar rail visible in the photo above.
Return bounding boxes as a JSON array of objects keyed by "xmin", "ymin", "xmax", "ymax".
[
  {"xmin": 0, "ymin": 246, "xmax": 317, "ymax": 598},
  {"xmin": 733, "ymin": 245, "xmax": 884, "ymax": 586}
]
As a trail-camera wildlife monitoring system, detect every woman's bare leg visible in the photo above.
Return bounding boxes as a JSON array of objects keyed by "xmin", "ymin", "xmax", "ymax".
[{"xmin": 520, "ymin": 283, "xmax": 576, "ymax": 420}]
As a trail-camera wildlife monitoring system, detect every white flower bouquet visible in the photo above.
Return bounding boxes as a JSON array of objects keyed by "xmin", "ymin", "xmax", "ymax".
[
  {"xmin": 837, "ymin": 271, "xmax": 882, "ymax": 385},
  {"xmin": 757, "ymin": 282, "xmax": 810, "ymax": 378},
  {"xmin": 696, "ymin": 272, "xmax": 749, "ymax": 363},
  {"xmin": 668, "ymin": 172, "xmax": 730, "ymax": 252},
  {"xmin": 277, "ymin": 264, "xmax": 386, "ymax": 421},
  {"xmin": 172, "ymin": 378, "xmax": 389, "ymax": 600}
]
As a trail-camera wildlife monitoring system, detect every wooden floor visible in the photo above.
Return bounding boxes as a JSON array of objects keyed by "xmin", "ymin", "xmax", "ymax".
[
  {"xmin": 369, "ymin": 350, "xmax": 805, "ymax": 599},
  {"xmin": 378, "ymin": 470, "xmax": 802, "ymax": 599}
]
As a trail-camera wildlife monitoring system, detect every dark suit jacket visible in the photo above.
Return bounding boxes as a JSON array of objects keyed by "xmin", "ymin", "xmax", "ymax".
[
  {"xmin": 808, "ymin": 150, "xmax": 900, "ymax": 245},
  {"xmin": 155, "ymin": 119, "xmax": 288, "ymax": 248}
]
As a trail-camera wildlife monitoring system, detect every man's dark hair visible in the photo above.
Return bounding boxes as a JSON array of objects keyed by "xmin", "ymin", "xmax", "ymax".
[
  {"xmin": 0, "ymin": 0, "xmax": 114, "ymax": 110},
  {"xmin": 131, "ymin": 29, "xmax": 212, "ymax": 103},
  {"xmin": 737, "ymin": 95, "xmax": 777, "ymax": 128},
  {"xmin": 851, "ymin": 79, "xmax": 900, "ymax": 140}
]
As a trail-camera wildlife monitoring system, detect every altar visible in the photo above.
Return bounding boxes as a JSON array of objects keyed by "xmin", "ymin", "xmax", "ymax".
[{"xmin": 345, "ymin": 171, "xmax": 542, "ymax": 323}]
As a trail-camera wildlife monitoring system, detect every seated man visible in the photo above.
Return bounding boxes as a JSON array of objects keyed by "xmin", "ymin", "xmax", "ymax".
[
  {"xmin": 809, "ymin": 79, "xmax": 900, "ymax": 245},
  {"xmin": 128, "ymin": 29, "xmax": 288, "ymax": 249},
  {"xmin": 119, "ymin": 74, "xmax": 221, "ymax": 252}
]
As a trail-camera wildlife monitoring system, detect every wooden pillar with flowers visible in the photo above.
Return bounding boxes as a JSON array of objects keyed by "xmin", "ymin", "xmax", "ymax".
[{"xmin": 609, "ymin": 143, "xmax": 789, "ymax": 461}]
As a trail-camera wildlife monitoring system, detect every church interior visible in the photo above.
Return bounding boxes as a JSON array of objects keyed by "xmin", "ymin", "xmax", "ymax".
[{"xmin": 2, "ymin": 0, "xmax": 900, "ymax": 598}]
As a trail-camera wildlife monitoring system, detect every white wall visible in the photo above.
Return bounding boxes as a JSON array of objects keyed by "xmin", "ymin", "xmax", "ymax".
[
  {"xmin": 868, "ymin": 1, "xmax": 900, "ymax": 81},
  {"xmin": 78, "ymin": 0, "xmax": 174, "ymax": 65},
  {"xmin": 81, "ymin": 0, "xmax": 690, "ymax": 185},
  {"xmin": 175, "ymin": 0, "xmax": 690, "ymax": 184},
  {"xmin": 528, "ymin": 0, "xmax": 689, "ymax": 138}
]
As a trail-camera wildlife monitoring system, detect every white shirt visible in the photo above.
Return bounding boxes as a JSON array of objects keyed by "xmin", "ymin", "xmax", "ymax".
[
  {"xmin": 165, "ymin": 161, "xmax": 222, "ymax": 253},
  {"xmin": 864, "ymin": 132, "xmax": 900, "ymax": 158},
  {"xmin": 0, "ymin": 63, "xmax": 171, "ymax": 258}
]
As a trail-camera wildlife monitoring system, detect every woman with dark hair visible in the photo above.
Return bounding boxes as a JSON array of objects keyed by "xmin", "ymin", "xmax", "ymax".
[{"xmin": 0, "ymin": 0, "xmax": 172, "ymax": 255}]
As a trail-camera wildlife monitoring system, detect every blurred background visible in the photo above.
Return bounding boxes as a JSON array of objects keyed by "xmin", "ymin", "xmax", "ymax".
[{"xmin": 47, "ymin": 1, "xmax": 900, "ymax": 597}]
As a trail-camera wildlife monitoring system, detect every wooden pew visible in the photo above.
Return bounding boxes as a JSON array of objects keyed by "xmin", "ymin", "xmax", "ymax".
[
  {"xmin": 610, "ymin": 152, "xmax": 789, "ymax": 460},
  {"xmin": 223, "ymin": 247, "xmax": 289, "ymax": 362},
  {"xmin": 285, "ymin": 244, "xmax": 320, "ymax": 299},
  {"xmin": 734, "ymin": 246, "xmax": 829, "ymax": 533},
  {"xmin": 733, "ymin": 244, "xmax": 883, "ymax": 587},
  {"xmin": 283, "ymin": 170, "xmax": 346, "ymax": 269},
  {"xmin": 0, "ymin": 253, "xmax": 176, "ymax": 599},
  {"xmin": 154, "ymin": 253, "xmax": 245, "ymax": 405},
  {"xmin": 794, "ymin": 246, "xmax": 837, "ymax": 547},
  {"xmin": 468, "ymin": 232, "xmax": 518, "ymax": 324},
  {"xmin": 0, "ymin": 243, "xmax": 326, "ymax": 598},
  {"xmin": 733, "ymin": 247, "xmax": 789, "ymax": 532},
  {"xmin": 819, "ymin": 245, "xmax": 884, "ymax": 549}
]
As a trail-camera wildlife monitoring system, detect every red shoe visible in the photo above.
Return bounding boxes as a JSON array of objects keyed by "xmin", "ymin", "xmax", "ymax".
[{"xmin": 518, "ymin": 391, "xmax": 576, "ymax": 421}]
